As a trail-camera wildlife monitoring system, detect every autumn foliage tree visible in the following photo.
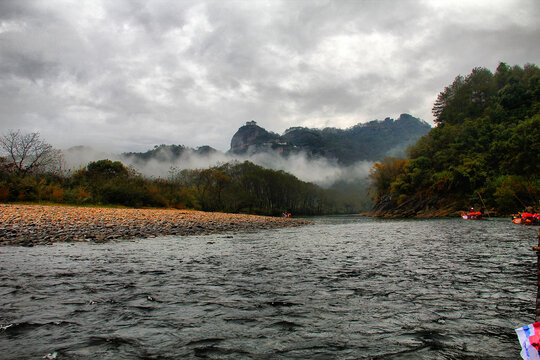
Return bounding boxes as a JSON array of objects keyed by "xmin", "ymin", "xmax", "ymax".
[{"xmin": 369, "ymin": 158, "xmax": 408, "ymax": 199}]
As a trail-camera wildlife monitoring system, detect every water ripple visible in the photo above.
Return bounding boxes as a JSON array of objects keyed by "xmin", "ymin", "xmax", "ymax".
[{"xmin": 0, "ymin": 217, "xmax": 536, "ymax": 358}]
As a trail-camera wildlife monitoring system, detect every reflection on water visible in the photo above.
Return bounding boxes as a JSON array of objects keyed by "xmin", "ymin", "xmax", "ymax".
[{"xmin": 0, "ymin": 217, "xmax": 537, "ymax": 359}]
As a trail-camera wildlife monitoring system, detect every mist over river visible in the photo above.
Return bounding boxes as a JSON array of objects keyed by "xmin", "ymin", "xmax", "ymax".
[{"xmin": 0, "ymin": 216, "xmax": 538, "ymax": 359}]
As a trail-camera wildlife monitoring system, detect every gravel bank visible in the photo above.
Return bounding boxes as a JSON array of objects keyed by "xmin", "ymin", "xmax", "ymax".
[{"xmin": 0, "ymin": 204, "xmax": 311, "ymax": 246}]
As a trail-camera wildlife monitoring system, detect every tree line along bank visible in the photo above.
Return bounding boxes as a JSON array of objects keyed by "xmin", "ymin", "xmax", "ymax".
[{"xmin": 0, "ymin": 153, "xmax": 357, "ymax": 216}]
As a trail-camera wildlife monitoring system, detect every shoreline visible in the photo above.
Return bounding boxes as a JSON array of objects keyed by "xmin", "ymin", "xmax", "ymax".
[{"xmin": 0, "ymin": 204, "xmax": 311, "ymax": 246}]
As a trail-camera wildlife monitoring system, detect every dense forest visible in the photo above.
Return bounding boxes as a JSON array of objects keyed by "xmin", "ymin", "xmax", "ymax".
[{"xmin": 370, "ymin": 63, "xmax": 539, "ymax": 217}]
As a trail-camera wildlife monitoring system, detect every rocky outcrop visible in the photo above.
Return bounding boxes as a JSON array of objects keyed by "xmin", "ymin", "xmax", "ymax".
[{"xmin": 229, "ymin": 121, "xmax": 280, "ymax": 154}]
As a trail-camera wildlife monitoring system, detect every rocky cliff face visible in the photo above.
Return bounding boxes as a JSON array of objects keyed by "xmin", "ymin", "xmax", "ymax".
[
  {"xmin": 229, "ymin": 114, "xmax": 431, "ymax": 164},
  {"xmin": 229, "ymin": 122, "xmax": 280, "ymax": 154}
]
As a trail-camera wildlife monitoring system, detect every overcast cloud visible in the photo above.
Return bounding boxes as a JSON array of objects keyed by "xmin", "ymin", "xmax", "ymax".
[{"xmin": 0, "ymin": 0, "xmax": 539, "ymax": 152}]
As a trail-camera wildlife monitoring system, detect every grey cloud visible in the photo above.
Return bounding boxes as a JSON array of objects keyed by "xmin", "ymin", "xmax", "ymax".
[{"xmin": 0, "ymin": 0, "xmax": 538, "ymax": 153}]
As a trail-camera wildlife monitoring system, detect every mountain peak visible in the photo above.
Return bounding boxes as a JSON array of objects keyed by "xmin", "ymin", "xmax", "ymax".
[{"xmin": 230, "ymin": 122, "xmax": 280, "ymax": 154}]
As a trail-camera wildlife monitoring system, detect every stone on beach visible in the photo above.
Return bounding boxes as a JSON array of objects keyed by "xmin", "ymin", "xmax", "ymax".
[{"xmin": 0, "ymin": 204, "xmax": 311, "ymax": 246}]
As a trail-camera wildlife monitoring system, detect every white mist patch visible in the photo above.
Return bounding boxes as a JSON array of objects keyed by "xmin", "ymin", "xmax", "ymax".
[
  {"xmin": 121, "ymin": 151, "xmax": 233, "ymax": 178},
  {"xmin": 61, "ymin": 145, "xmax": 373, "ymax": 187},
  {"xmin": 244, "ymin": 152, "xmax": 373, "ymax": 187},
  {"xmin": 62, "ymin": 146, "xmax": 122, "ymax": 171}
]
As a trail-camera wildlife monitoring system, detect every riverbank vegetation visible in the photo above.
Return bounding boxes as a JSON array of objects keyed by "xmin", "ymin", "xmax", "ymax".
[
  {"xmin": 370, "ymin": 63, "xmax": 539, "ymax": 217},
  {"xmin": 0, "ymin": 153, "xmax": 360, "ymax": 216}
]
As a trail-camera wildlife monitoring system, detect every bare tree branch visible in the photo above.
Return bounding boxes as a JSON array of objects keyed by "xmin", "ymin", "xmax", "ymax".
[{"xmin": 0, "ymin": 130, "xmax": 63, "ymax": 174}]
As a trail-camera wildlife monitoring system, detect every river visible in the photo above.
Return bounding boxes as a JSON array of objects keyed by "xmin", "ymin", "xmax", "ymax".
[{"xmin": 0, "ymin": 216, "xmax": 537, "ymax": 359}]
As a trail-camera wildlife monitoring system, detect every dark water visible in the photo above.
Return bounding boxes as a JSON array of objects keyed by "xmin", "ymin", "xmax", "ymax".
[{"xmin": 0, "ymin": 217, "xmax": 538, "ymax": 359}]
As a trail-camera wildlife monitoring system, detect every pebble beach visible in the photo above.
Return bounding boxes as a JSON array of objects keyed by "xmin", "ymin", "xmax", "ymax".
[{"xmin": 0, "ymin": 204, "xmax": 311, "ymax": 246}]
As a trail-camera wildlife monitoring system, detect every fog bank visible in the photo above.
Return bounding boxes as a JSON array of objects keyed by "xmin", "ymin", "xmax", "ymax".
[{"xmin": 62, "ymin": 146, "xmax": 374, "ymax": 187}]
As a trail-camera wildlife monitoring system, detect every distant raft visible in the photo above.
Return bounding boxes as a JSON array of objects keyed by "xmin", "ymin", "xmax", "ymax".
[
  {"xmin": 461, "ymin": 211, "xmax": 484, "ymax": 220},
  {"xmin": 512, "ymin": 213, "xmax": 540, "ymax": 225}
]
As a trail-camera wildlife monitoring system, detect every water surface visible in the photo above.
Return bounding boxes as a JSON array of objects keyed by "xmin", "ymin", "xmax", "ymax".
[{"xmin": 0, "ymin": 217, "xmax": 537, "ymax": 359}]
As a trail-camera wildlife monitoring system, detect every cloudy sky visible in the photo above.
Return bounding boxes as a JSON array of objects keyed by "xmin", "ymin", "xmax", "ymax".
[{"xmin": 1, "ymin": 0, "xmax": 539, "ymax": 152}]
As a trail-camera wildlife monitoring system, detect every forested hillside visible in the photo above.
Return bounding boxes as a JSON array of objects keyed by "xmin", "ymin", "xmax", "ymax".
[
  {"xmin": 170, "ymin": 161, "xmax": 344, "ymax": 215},
  {"xmin": 370, "ymin": 63, "xmax": 539, "ymax": 217}
]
